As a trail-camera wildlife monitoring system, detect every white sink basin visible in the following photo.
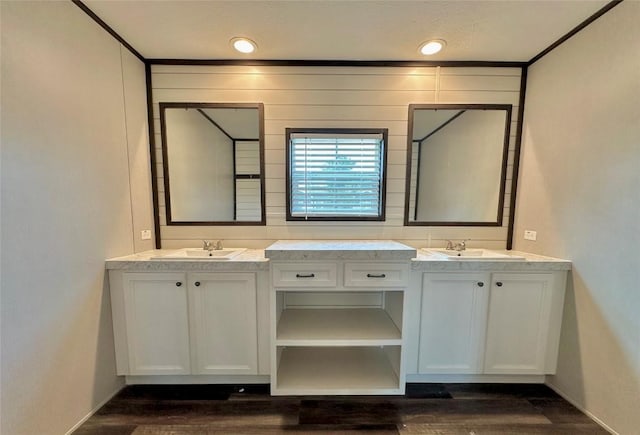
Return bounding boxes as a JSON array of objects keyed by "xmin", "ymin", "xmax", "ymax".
[
  {"xmin": 154, "ymin": 248, "xmax": 246, "ymax": 261},
  {"xmin": 424, "ymin": 248, "xmax": 524, "ymax": 261}
]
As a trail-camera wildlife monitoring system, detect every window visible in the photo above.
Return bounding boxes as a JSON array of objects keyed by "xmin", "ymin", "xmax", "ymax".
[{"xmin": 286, "ymin": 128, "xmax": 388, "ymax": 221}]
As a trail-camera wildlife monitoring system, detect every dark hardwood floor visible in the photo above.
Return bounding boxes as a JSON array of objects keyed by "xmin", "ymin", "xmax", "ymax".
[{"xmin": 74, "ymin": 384, "xmax": 607, "ymax": 434}]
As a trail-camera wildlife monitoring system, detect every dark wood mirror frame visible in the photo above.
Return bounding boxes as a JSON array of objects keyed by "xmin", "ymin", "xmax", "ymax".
[
  {"xmin": 159, "ymin": 102, "xmax": 266, "ymax": 226},
  {"xmin": 404, "ymin": 103, "xmax": 513, "ymax": 227}
]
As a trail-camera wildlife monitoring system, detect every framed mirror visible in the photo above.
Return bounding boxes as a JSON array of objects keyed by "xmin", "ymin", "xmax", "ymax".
[
  {"xmin": 160, "ymin": 102, "xmax": 265, "ymax": 225},
  {"xmin": 405, "ymin": 104, "xmax": 512, "ymax": 226}
]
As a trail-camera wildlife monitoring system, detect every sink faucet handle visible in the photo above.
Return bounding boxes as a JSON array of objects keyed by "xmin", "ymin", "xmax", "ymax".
[
  {"xmin": 446, "ymin": 239, "xmax": 467, "ymax": 251},
  {"xmin": 203, "ymin": 240, "xmax": 213, "ymax": 251},
  {"xmin": 215, "ymin": 240, "xmax": 223, "ymax": 250},
  {"xmin": 453, "ymin": 240, "xmax": 467, "ymax": 251}
]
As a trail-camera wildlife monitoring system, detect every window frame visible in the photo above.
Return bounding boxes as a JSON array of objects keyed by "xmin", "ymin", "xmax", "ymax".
[{"xmin": 285, "ymin": 127, "xmax": 388, "ymax": 222}]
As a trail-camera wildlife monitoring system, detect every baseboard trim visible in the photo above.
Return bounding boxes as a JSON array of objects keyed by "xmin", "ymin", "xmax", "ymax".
[
  {"xmin": 407, "ymin": 373, "xmax": 545, "ymax": 383},
  {"xmin": 126, "ymin": 374, "xmax": 271, "ymax": 384},
  {"xmin": 544, "ymin": 381, "xmax": 618, "ymax": 434},
  {"xmin": 64, "ymin": 384, "xmax": 124, "ymax": 435}
]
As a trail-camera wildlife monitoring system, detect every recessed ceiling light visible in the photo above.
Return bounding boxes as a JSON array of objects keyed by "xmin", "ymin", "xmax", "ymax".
[
  {"xmin": 419, "ymin": 39, "xmax": 446, "ymax": 56},
  {"xmin": 231, "ymin": 37, "xmax": 257, "ymax": 54}
]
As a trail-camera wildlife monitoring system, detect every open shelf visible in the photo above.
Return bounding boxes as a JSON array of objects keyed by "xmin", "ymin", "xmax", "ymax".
[
  {"xmin": 276, "ymin": 308, "xmax": 401, "ymax": 345},
  {"xmin": 271, "ymin": 263, "xmax": 407, "ymax": 396},
  {"xmin": 274, "ymin": 346, "xmax": 402, "ymax": 395}
]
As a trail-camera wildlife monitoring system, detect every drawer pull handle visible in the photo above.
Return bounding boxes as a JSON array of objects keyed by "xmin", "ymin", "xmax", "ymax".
[
  {"xmin": 477, "ymin": 282, "xmax": 484, "ymax": 287},
  {"xmin": 175, "ymin": 282, "xmax": 182, "ymax": 287},
  {"xmin": 295, "ymin": 273, "xmax": 315, "ymax": 278},
  {"xmin": 366, "ymin": 273, "xmax": 386, "ymax": 278},
  {"xmin": 496, "ymin": 282, "xmax": 503, "ymax": 287},
  {"xmin": 194, "ymin": 281, "xmax": 201, "ymax": 287}
]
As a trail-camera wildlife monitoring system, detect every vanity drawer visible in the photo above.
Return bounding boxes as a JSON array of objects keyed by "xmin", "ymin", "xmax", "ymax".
[
  {"xmin": 272, "ymin": 263, "xmax": 338, "ymax": 288},
  {"xmin": 344, "ymin": 263, "xmax": 409, "ymax": 288}
]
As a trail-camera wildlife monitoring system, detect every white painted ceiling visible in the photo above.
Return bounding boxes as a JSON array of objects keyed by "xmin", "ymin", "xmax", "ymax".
[{"xmin": 84, "ymin": 0, "xmax": 610, "ymax": 61}]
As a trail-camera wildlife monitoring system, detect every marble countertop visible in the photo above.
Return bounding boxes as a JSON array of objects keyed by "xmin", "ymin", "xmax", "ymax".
[
  {"xmin": 412, "ymin": 249, "xmax": 572, "ymax": 271},
  {"xmin": 264, "ymin": 240, "xmax": 417, "ymax": 261},
  {"xmin": 106, "ymin": 245, "xmax": 570, "ymax": 272},
  {"xmin": 105, "ymin": 249, "xmax": 269, "ymax": 271}
]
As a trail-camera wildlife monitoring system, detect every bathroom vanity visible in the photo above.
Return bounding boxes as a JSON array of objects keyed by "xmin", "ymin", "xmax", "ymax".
[
  {"xmin": 105, "ymin": 250, "xmax": 271, "ymax": 382},
  {"xmin": 265, "ymin": 240, "xmax": 416, "ymax": 395},
  {"xmin": 406, "ymin": 249, "xmax": 570, "ymax": 383},
  {"xmin": 106, "ymin": 241, "xmax": 570, "ymax": 391}
]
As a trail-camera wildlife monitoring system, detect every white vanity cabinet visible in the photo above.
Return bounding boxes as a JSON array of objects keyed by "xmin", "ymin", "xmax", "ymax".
[
  {"xmin": 415, "ymin": 269, "xmax": 567, "ymax": 377},
  {"xmin": 110, "ymin": 269, "xmax": 263, "ymax": 377},
  {"xmin": 122, "ymin": 272, "xmax": 191, "ymax": 375},
  {"xmin": 271, "ymin": 261, "xmax": 407, "ymax": 395},
  {"xmin": 484, "ymin": 273, "xmax": 564, "ymax": 374},
  {"xmin": 265, "ymin": 240, "xmax": 417, "ymax": 396},
  {"xmin": 107, "ymin": 246, "xmax": 569, "ymax": 388},
  {"xmin": 418, "ymin": 272, "xmax": 489, "ymax": 374},
  {"xmin": 188, "ymin": 273, "xmax": 258, "ymax": 375}
]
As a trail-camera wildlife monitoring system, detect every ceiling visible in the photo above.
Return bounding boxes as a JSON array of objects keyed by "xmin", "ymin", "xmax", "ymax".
[{"xmin": 83, "ymin": 0, "xmax": 610, "ymax": 62}]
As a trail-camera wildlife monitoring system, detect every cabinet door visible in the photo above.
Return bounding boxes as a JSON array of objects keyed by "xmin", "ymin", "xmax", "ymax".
[
  {"xmin": 122, "ymin": 272, "xmax": 190, "ymax": 375},
  {"xmin": 419, "ymin": 272, "xmax": 489, "ymax": 374},
  {"xmin": 189, "ymin": 273, "xmax": 258, "ymax": 375},
  {"xmin": 484, "ymin": 273, "xmax": 554, "ymax": 374}
]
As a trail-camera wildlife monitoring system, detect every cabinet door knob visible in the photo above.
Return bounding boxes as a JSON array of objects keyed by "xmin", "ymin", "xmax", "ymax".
[
  {"xmin": 496, "ymin": 282, "xmax": 503, "ymax": 287},
  {"xmin": 295, "ymin": 273, "xmax": 315, "ymax": 278},
  {"xmin": 194, "ymin": 281, "xmax": 201, "ymax": 287},
  {"xmin": 176, "ymin": 282, "xmax": 182, "ymax": 287},
  {"xmin": 477, "ymin": 282, "xmax": 484, "ymax": 287},
  {"xmin": 367, "ymin": 273, "xmax": 386, "ymax": 278}
]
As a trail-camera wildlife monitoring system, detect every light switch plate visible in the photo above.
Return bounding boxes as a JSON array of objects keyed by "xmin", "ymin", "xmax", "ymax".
[
  {"xmin": 524, "ymin": 230, "xmax": 537, "ymax": 241},
  {"xmin": 141, "ymin": 230, "xmax": 152, "ymax": 240}
]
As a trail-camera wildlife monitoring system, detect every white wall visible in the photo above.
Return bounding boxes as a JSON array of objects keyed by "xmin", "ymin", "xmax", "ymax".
[
  {"xmin": 513, "ymin": 2, "xmax": 640, "ymax": 433},
  {"xmin": 415, "ymin": 110, "xmax": 506, "ymax": 222},
  {"xmin": 164, "ymin": 108, "xmax": 234, "ymax": 221},
  {"xmin": 121, "ymin": 50, "xmax": 156, "ymax": 252},
  {"xmin": 1, "ymin": 2, "xmax": 148, "ymax": 433},
  {"xmin": 152, "ymin": 65, "xmax": 521, "ymax": 249},
  {"xmin": 235, "ymin": 140, "xmax": 262, "ymax": 221}
]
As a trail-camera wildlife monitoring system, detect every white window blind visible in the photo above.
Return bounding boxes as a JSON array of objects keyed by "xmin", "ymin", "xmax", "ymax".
[{"xmin": 289, "ymin": 132, "xmax": 386, "ymax": 219}]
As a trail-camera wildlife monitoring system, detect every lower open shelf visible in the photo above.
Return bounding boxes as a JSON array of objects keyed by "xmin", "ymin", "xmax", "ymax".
[
  {"xmin": 273, "ymin": 346, "xmax": 403, "ymax": 395},
  {"xmin": 277, "ymin": 308, "xmax": 401, "ymax": 344}
]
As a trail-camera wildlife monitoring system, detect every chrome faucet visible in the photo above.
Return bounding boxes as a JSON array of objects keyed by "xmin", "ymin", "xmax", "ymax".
[
  {"xmin": 203, "ymin": 240, "xmax": 224, "ymax": 251},
  {"xmin": 446, "ymin": 240, "xmax": 466, "ymax": 251}
]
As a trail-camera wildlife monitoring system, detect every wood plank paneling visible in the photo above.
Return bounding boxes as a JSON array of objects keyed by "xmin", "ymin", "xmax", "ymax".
[
  {"xmin": 153, "ymin": 65, "xmax": 438, "ymax": 75},
  {"xmin": 152, "ymin": 65, "xmax": 521, "ymax": 248},
  {"xmin": 153, "ymin": 72, "xmax": 438, "ymax": 91}
]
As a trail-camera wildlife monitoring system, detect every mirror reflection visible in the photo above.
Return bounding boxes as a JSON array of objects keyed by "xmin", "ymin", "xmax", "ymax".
[
  {"xmin": 405, "ymin": 104, "xmax": 512, "ymax": 226},
  {"xmin": 160, "ymin": 103, "xmax": 265, "ymax": 225}
]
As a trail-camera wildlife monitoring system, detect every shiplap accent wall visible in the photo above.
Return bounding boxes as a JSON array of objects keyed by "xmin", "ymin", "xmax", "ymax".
[
  {"xmin": 151, "ymin": 65, "xmax": 521, "ymax": 249},
  {"xmin": 235, "ymin": 140, "xmax": 262, "ymax": 221},
  {"xmin": 409, "ymin": 141, "xmax": 420, "ymax": 221}
]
